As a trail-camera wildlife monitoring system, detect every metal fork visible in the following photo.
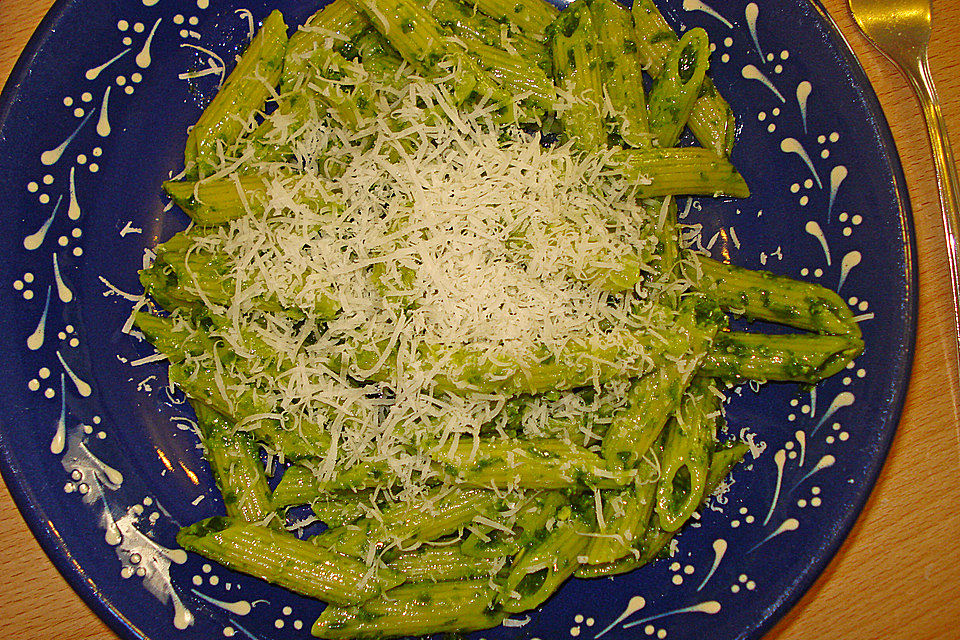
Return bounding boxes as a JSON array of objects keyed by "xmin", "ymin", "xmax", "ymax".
[{"xmin": 848, "ymin": 0, "xmax": 960, "ymax": 367}]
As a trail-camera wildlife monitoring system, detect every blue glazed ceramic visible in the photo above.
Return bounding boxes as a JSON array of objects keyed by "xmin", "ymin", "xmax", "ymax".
[{"xmin": 0, "ymin": 1, "xmax": 915, "ymax": 639}]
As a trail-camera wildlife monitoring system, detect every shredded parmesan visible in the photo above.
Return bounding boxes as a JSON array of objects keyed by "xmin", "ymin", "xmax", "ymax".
[{"xmin": 161, "ymin": 66, "xmax": 707, "ymax": 513}]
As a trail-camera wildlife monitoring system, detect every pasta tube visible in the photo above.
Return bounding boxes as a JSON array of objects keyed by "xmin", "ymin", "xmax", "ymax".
[
  {"xmin": 590, "ymin": 0, "xmax": 651, "ymax": 147},
  {"xmin": 470, "ymin": 0, "xmax": 559, "ymax": 38},
  {"xmin": 177, "ymin": 517, "xmax": 404, "ymax": 605},
  {"xmin": 647, "ymin": 27, "xmax": 710, "ymax": 148},
  {"xmin": 313, "ymin": 580, "xmax": 504, "ymax": 639},
  {"xmin": 548, "ymin": 2, "xmax": 606, "ymax": 151},
  {"xmin": 699, "ymin": 257, "xmax": 862, "ymax": 337},
  {"xmin": 433, "ymin": 437, "xmax": 635, "ymax": 489},
  {"xmin": 655, "ymin": 377, "xmax": 719, "ymax": 532},
  {"xmin": 701, "ymin": 331, "xmax": 865, "ymax": 383},
  {"xmin": 193, "ymin": 403, "xmax": 274, "ymax": 523},
  {"xmin": 186, "ymin": 11, "xmax": 288, "ymax": 176}
]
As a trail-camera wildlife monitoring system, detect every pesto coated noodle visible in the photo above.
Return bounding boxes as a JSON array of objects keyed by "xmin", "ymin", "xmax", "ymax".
[{"xmin": 135, "ymin": 0, "xmax": 864, "ymax": 636}]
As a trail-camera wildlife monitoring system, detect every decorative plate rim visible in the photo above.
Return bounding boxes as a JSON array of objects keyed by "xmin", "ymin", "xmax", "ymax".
[{"xmin": 734, "ymin": 1, "xmax": 918, "ymax": 638}]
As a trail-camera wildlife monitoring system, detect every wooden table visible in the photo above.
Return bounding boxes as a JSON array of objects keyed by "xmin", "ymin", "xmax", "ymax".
[{"xmin": 1, "ymin": 1, "xmax": 958, "ymax": 638}]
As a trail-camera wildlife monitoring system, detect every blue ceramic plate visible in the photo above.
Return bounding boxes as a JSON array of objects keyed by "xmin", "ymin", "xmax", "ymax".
[{"xmin": 0, "ymin": 1, "xmax": 915, "ymax": 639}]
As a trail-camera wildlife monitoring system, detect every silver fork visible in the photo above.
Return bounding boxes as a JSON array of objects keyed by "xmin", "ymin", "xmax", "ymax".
[{"xmin": 848, "ymin": 0, "xmax": 960, "ymax": 365}]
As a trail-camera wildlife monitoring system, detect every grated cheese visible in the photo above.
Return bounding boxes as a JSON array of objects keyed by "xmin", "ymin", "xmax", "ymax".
[{"xmin": 161, "ymin": 64, "xmax": 708, "ymax": 515}]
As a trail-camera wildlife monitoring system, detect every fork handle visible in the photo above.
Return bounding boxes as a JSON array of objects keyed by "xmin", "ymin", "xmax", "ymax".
[{"xmin": 910, "ymin": 55, "xmax": 960, "ymax": 365}]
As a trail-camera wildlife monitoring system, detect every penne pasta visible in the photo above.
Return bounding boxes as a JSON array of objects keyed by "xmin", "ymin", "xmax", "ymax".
[{"xmin": 132, "ymin": 2, "xmax": 863, "ymax": 637}]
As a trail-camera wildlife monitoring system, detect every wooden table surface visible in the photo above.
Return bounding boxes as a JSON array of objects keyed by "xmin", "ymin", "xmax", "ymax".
[{"xmin": 1, "ymin": 1, "xmax": 958, "ymax": 638}]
